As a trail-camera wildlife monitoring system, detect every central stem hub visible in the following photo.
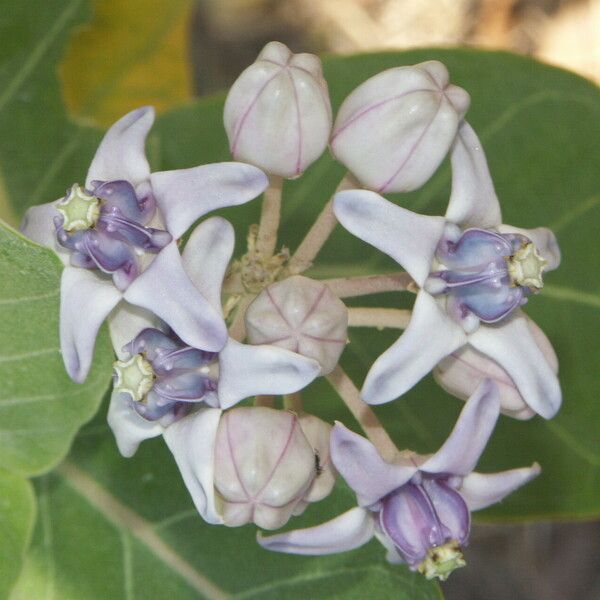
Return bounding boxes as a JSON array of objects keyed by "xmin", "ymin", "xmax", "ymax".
[
  {"xmin": 417, "ymin": 540, "xmax": 466, "ymax": 581},
  {"xmin": 506, "ymin": 241, "xmax": 547, "ymax": 291}
]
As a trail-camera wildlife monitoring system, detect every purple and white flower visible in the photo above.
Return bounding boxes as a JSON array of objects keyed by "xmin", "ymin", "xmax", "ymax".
[
  {"xmin": 108, "ymin": 217, "xmax": 321, "ymax": 458},
  {"xmin": 333, "ymin": 121, "xmax": 561, "ymax": 418},
  {"xmin": 258, "ymin": 380, "xmax": 540, "ymax": 580},
  {"xmin": 21, "ymin": 107, "xmax": 268, "ymax": 383}
]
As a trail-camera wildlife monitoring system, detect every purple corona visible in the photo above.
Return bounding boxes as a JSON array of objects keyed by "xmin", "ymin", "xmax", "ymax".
[
  {"xmin": 113, "ymin": 328, "xmax": 218, "ymax": 421},
  {"xmin": 55, "ymin": 181, "xmax": 172, "ymax": 291}
]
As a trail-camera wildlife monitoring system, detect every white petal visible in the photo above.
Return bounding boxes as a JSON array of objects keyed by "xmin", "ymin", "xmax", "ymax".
[
  {"xmin": 468, "ymin": 311, "xmax": 562, "ymax": 419},
  {"xmin": 107, "ymin": 390, "xmax": 163, "ymax": 458},
  {"xmin": 217, "ymin": 339, "xmax": 320, "ymax": 409},
  {"xmin": 163, "ymin": 408, "xmax": 224, "ymax": 524},
  {"xmin": 86, "ymin": 107, "xmax": 154, "ymax": 187},
  {"xmin": 460, "ymin": 464, "xmax": 541, "ymax": 511},
  {"xmin": 107, "ymin": 302, "xmax": 163, "ymax": 360},
  {"xmin": 330, "ymin": 423, "xmax": 416, "ymax": 506},
  {"xmin": 20, "ymin": 201, "xmax": 69, "ymax": 265},
  {"xmin": 421, "ymin": 379, "xmax": 500, "ymax": 475},
  {"xmin": 445, "ymin": 121, "xmax": 502, "ymax": 229},
  {"xmin": 362, "ymin": 292, "xmax": 466, "ymax": 404},
  {"xmin": 124, "ymin": 242, "xmax": 227, "ymax": 352},
  {"xmin": 498, "ymin": 224, "xmax": 561, "ymax": 271},
  {"xmin": 257, "ymin": 507, "xmax": 374, "ymax": 555},
  {"xmin": 60, "ymin": 267, "xmax": 122, "ymax": 383},
  {"xmin": 333, "ymin": 190, "xmax": 446, "ymax": 286},
  {"xmin": 151, "ymin": 163, "xmax": 268, "ymax": 239},
  {"xmin": 182, "ymin": 217, "xmax": 234, "ymax": 314}
]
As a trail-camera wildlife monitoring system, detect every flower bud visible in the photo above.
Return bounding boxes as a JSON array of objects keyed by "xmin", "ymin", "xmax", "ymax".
[
  {"xmin": 245, "ymin": 275, "xmax": 348, "ymax": 374},
  {"xmin": 331, "ymin": 60, "xmax": 470, "ymax": 193},
  {"xmin": 224, "ymin": 41, "xmax": 332, "ymax": 178},
  {"xmin": 433, "ymin": 317, "xmax": 558, "ymax": 419},
  {"xmin": 213, "ymin": 407, "xmax": 317, "ymax": 530}
]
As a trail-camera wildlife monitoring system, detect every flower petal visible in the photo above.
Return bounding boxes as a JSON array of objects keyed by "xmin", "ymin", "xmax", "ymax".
[
  {"xmin": 107, "ymin": 390, "xmax": 163, "ymax": 457},
  {"xmin": 468, "ymin": 311, "xmax": 562, "ymax": 419},
  {"xmin": 257, "ymin": 507, "xmax": 374, "ymax": 555},
  {"xmin": 20, "ymin": 202, "xmax": 70, "ymax": 265},
  {"xmin": 362, "ymin": 292, "xmax": 466, "ymax": 405},
  {"xmin": 107, "ymin": 302, "xmax": 163, "ymax": 360},
  {"xmin": 163, "ymin": 408, "xmax": 223, "ymax": 524},
  {"xmin": 182, "ymin": 217, "xmax": 235, "ymax": 314},
  {"xmin": 421, "ymin": 379, "xmax": 500, "ymax": 476},
  {"xmin": 498, "ymin": 224, "xmax": 561, "ymax": 271},
  {"xmin": 445, "ymin": 121, "xmax": 502, "ymax": 229},
  {"xmin": 333, "ymin": 190, "xmax": 446, "ymax": 286},
  {"xmin": 217, "ymin": 339, "xmax": 320, "ymax": 409},
  {"xmin": 151, "ymin": 163, "xmax": 268, "ymax": 238},
  {"xmin": 459, "ymin": 464, "xmax": 541, "ymax": 511},
  {"xmin": 86, "ymin": 106, "xmax": 154, "ymax": 187},
  {"xmin": 60, "ymin": 267, "xmax": 122, "ymax": 383},
  {"xmin": 330, "ymin": 423, "xmax": 416, "ymax": 506},
  {"xmin": 123, "ymin": 241, "xmax": 227, "ymax": 352}
]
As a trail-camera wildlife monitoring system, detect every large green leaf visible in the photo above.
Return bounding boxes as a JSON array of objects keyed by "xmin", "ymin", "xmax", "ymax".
[
  {"xmin": 0, "ymin": 222, "xmax": 113, "ymax": 476},
  {"xmin": 0, "ymin": 471, "xmax": 35, "ymax": 599}
]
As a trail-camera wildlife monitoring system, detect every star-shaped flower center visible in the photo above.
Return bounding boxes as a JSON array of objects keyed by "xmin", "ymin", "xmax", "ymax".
[
  {"xmin": 56, "ymin": 184, "xmax": 101, "ymax": 231},
  {"xmin": 506, "ymin": 242, "xmax": 547, "ymax": 291},
  {"xmin": 417, "ymin": 540, "xmax": 466, "ymax": 581},
  {"xmin": 113, "ymin": 354, "xmax": 155, "ymax": 403}
]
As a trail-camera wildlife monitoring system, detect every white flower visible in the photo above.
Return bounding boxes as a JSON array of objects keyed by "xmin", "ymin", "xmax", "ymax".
[
  {"xmin": 21, "ymin": 107, "xmax": 268, "ymax": 383},
  {"xmin": 333, "ymin": 121, "xmax": 561, "ymax": 418}
]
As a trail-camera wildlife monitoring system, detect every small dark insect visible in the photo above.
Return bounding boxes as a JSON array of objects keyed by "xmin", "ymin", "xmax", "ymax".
[{"xmin": 314, "ymin": 450, "xmax": 323, "ymax": 476}]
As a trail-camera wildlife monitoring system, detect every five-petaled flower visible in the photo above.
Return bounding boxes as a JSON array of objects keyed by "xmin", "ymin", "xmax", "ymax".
[
  {"xmin": 21, "ymin": 107, "xmax": 268, "ymax": 383},
  {"xmin": 333, "ymin": 121, "xmax": 562, "ymax": 418},
  {"xmin": 107, "ymin": 217, "xmax": 321, "ymax": 458},
  {"xmin": 258, "ymin": 380, "xmax": 540, "ymax": 580}
]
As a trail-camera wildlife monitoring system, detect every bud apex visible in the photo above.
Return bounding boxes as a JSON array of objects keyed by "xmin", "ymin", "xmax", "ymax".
[
  {"xmin": 224, "ymin": 41, "xmax": 332, "ymax": 178},
  {"xmin": 245, "ymin": 276, "xmax": 348, "ymax": 374},
  {"xmin": 213, "ymin": 407, "xmax": 316, "ymax": 530},
  {"xmin": 331, "ymin": 61, "xmax": 470, "ymax": 193}
]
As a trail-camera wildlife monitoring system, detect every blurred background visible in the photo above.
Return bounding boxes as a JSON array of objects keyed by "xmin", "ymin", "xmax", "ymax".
[{"xmin": 57, "ymin": 1, "xmax": 599, "ymax": 599}]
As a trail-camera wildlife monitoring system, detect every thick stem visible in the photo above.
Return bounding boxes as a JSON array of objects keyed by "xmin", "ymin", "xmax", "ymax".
[
  {"xmin": 256, "ymin": 175, "xmax": 283, "ymax": 258},
  {"xmin": 324, "ymin": 272, "xmax": 414, "ymax": 298},
  {"xmin": 348, "ymin": 307, "xmax": 411, "ymax": 330},
  {"xmin": 283, "ymin": 392, "xmax": 304, "ymax": 413},
  {"xmin": 228, "ymin": 294, "xmax": 254, "ymax": 341},
  {"xmin": 326, "ymin": 365, "xmax": 399, "ymax": 462},
  {"xmin": 254, "ymin": 395, "xmax": 275, "ymax": 407},
  {"xmin": 288, "ymin": 174, "xmax": 358, "ymax": 274}
]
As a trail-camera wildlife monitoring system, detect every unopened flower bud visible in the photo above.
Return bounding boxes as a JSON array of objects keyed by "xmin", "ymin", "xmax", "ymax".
[
  {"xmin": 331, "ymin": 61, "xmax": 470, "ymax": 193},
  {"xmin": 213, "ymin": 407, "xmax": 317, "ymax": 530},
  {"xmin": 245, "ymin": 276, "xmax": 348, "ymax": 374},
  {"xmin": 224, "ymin": 41, "xmax": 332, "ymax": 178},
  {"xmin": 434, "ymin": 316, "xmax": 558, "ymax": 419}
]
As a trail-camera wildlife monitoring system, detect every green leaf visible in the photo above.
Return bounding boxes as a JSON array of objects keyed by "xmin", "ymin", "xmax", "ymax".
[
  {"xmin": 0, "ymin": 470, "xmax": 35, "ymax": 599},
  {"xmin": 0, "ymin": 222, "xmax": 113, "ymax": 476},
  {"xmin": 10, "ymin": 420, "xmax": 441, "ymax": 600}
]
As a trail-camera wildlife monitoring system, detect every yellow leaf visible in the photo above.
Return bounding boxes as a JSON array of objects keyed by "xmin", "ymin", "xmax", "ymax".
[{"xmin": 60, "ymin": 0, "xmax": 193, "ymax": 126}]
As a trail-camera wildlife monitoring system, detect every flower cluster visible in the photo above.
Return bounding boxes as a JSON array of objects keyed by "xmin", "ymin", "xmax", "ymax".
[{"xmin": 22, "ymin": 41, "xmax": 562, "ymax": 581}]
